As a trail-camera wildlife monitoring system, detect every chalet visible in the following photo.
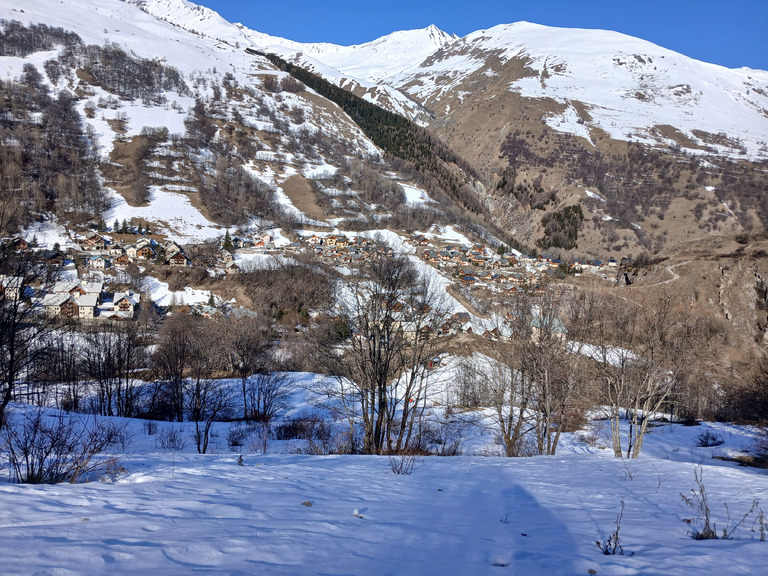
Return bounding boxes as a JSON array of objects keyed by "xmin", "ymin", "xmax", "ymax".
[
  {"xmin": 531, "ymin": 314, "xmax": 567, "ymax": 342},
  {"xmin": 424, "ymin": 249, "xmax": 440, "ymax": 263},
  {"xmin": 88, "ymin": 256, "xmax": 109, "ymax": 270},
  {"xmin": 77, "ymin": 294, "xmax": 98, "ymax": 319},
  {"xmin": 451, "ymin": 312, "xmax": 471, "ymax": 325},
  {"xmin": 42, "ymin": 293, "xmax": 74, "ymax": 317},
  {"xmin": 470, "ymin": 252, "xmax": 486, "ymax": 266},
  {"xmin": 218, "ymin": 248, "xmax": 233, "ymax": 263},
  {"xmin": 41, "ymin": 294, "xmax": 71, "ymax": 318},
  {"xmin": 108, "ymin": 244, "xmax": 124, "ymax": 257},
  {"xmin": 164, "ymin": 240, "xmax": 182, "ymax": 254},
  {"xmin": 5, "ymin": 237, "xmax": 30, "ymax": 251},
  {"xmin": 0, "ymin": 275, "xmax": 24, "ymax": 301},
  {"xmin": 112, "ymin": 292, "xmax": 138, "ymax": 315},
  {"xmin": 114, "ymin": 253, "xmax": 131, "ymax": 266},
  {"xmin": 136, "ymin": 245, "xmax": 155, "ymax": 260},
  {"xmin": 306, "ymin": 235, "xmax": 323, "ymax": 246},
  {"xmin": 510, "ymin": 273, "xmax": 526, "ymax": 285},
  {"xmin": 135, "ymin": 237, "xmax": 152, "ymax": 249},
  {"xmin": 81, "ymin": 282, "xmax": 104, "ymax": 298},
  {"xmin": 41, "ymin": 249, "xmax": 66, "ymax": 267},
  {"xmin": 168, "ymin": 251, "xmax": 191, "ymax": 267},
  {"xmin": 224, "ymin": 260, "xmax": 241, "ymax": 274},
  {"xmin": 79, "ymin": 233, "xmax": 107, "ymax": 251},
  {"xmin": 125, "ymin": 245, "xmax": 139, "ymax": 259},
  {"xmin": 52, "ymin": 280, "xmax": 83, "ymax": 296},
  {"xmin": 192, "ymin": 304, "xmax": 220, "ymax": 318},
  {"xmin": 586, "ymin": 260, "xmax": 604, "ymax": 271},
  {"xmin": 335, "ymin": 236, "xmax": 349, "ymax": 248},
  {"xmin": 477, "ymin": 270, "xmax": 493, "ymax": 281}
]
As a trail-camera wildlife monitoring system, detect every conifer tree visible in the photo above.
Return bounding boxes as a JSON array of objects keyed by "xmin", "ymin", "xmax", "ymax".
[{"xmin": 223, "ymin": 230, "xmax": 234, "ymax": 253}]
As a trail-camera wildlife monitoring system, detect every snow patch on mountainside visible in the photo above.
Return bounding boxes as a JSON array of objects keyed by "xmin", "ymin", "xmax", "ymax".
[
  {"xmin": 398, "ymin": 22, "xmax": 768, "ymax": 159},
  {"xmin": 106, "ymin": 187, "xmax": 223, "ymax": 244},
  {"xmin": 288, "ymin": 25, "xmax": 457, "ymax": 84}
]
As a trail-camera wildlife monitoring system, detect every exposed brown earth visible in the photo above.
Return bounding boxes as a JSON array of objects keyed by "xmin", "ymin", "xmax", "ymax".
[{"xmin": 281, "ymin": 174, "xmax": 327, "ymax": 223}]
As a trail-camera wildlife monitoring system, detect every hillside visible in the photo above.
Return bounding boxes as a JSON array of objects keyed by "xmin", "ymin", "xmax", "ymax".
[
  {"xmin": 232, "ymin": 13, "xmax": 768, "ymax": 259},
  {"xmin": 0, "ymin": 402, "xmax": 767, "ymax": 575},
  {"xmin": 2, "ymin": 4, "xmax": 768, "ymax": 574}
]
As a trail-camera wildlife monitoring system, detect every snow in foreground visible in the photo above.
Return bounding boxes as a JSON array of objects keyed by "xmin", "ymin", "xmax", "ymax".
[{"xmin": 1, "ymin": 414, "xmax": 767, "ymax": 575}]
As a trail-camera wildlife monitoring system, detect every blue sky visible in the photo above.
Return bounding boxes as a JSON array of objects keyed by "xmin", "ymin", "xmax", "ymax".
[{"xmin": 196, "ymin": 0, "xmax": 767, "ymax": 70}]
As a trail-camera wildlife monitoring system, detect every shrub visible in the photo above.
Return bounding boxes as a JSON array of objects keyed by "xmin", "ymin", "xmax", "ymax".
[
  {"xmin": 226, "ymin": 422, "xmax": 262, "ymax": 451},
  {"xmin": 388, "ymin": 453, "xmax": 420, "ymax": 475},
  {"xmin": 696, "ymin": 430, "xmax": 724, "ymax": 447},
  {"xmin": 681, "ymin": 466, "xmax": 758, "ymax": 540},
  {"xmin": 274, "ymin": 412, "xmax": 329, "ymax": 442},
  {"xmin": 1, "ymin": 408, "xmax": 122, "ymax": 484},
  {"xmin": 156, "ymin": 425, "xmax": 185, "ymax": 451},
  {"xmin": 142, "ymin": 420, "xmax": 158, "ymax": 435},
  {"xmin": 596, "ymin": 500, "xmax": 625, "ymax": 555}
]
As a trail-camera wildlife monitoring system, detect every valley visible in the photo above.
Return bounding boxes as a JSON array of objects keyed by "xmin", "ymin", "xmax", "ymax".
[{"xmin": 0, "ymin": 1, "xmax": 767, "ymax": 573}]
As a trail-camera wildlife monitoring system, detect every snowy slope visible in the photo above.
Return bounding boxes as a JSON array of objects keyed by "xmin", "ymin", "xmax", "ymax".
[
  {"xmin": 281, "ymin": 24, "xmax": 457, "ymax": 84},
  {"xmin": 39, "ymin": 0, "xmax": 766, "ymax": 159},
  {"xmin": 0, "ymin": 0, "xmax": 388, "ymax": 241},
  {"xmin": 1, "ymin": 402, "xmax": 767, "ymax": 575},
  {"xmin": 131, "ymin": 2, "xmax": 768, "ymax": 159},
  {"xmin": 395, "ymin": 22, "xmax": 768, "ymax": 159},
  {"xmin": 126, "ymin": 0, "xmax": 439, "ymax": 123}
]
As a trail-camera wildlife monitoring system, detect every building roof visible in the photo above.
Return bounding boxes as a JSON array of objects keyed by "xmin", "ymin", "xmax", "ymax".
[{"xmin": 76, "ymin": 294, "xmax": 99, "ymax": 308}]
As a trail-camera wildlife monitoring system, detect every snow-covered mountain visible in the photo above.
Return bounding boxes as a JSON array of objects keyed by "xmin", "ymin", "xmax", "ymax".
[
  {"xmin": 3, "ymin": 0, "xmax": 768, "ymax": 257},
  {"xmin": 393, "ymin": 22, "xmax": 768, "ymax": 159},
  {"xmin": 114, "ymin": 0, "xmax": 768, "ymax": 158}
]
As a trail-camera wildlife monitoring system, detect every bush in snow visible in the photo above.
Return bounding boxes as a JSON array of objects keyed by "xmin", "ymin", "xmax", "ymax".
[
  {"xmin": 1, "ymin": 408, "xmax": 123, "ymax": 484},
  {"xmin": 143, "ymin": 420, "xmax": 158, "ymax": 435},
  {"xmin": 388, "ymin": 453, "xmax": 420, "ymax": 476},
  {"xmin": 227, "ymin": 422, "xmax": 263, "ymax": 452},
  {"xmin": 157, "ymin": 425, "xmax": 185, "ymax": 451},
  {"xmin": 695, "ymin": 429, "xmax": 724, "ymax": 447},
  {"xmin": 681, "ymin": 466, "xmax": 758, "ymax": 540}
]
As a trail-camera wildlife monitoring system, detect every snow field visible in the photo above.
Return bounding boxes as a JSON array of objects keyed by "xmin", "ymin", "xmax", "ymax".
[{"xmin": 1, "ymin": 410, "xmax": 767, "ymax": 575}]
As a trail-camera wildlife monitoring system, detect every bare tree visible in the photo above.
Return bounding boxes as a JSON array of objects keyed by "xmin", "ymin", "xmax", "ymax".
[
  {"xmin": 150, "ymin": 315, "xmax": 197, "ymax": 421},
  {"xmin": 246, "ymin": 371, "xmax": 291, "ymax": 423},
  {"xmin": 312, "ymin": 254, "xmax": 450, "ymax": 454},
  {"xmin": 462, "ymin": 350, "xmax": 534, "ymax": 457},
  {"xmin": 0, "ymin": 247, "xmax": 58, "ymax": 428},
  {"xmin": 465, "ymin": 287, "xmax": 594, "ymax": 457},
  {"xmin": 187, "ymin": 376, "xmax": 232, "ymax": 454},
  {"xmin": 588, "ymin": 290, "xmax": 715, "ymax": 458},
  {"xmin": 220, "ymin": 316, "xmax": 271, "ymax": 420},
  {"xmin": 82, "ymin": 321, "xmax": 147, "ymax": 418}
]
